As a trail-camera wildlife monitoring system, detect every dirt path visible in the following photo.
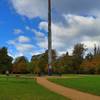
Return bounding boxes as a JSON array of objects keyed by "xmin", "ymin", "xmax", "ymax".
[{"xmin": 37, "ymin": 77, "xmax": 100, "ymax": 100}]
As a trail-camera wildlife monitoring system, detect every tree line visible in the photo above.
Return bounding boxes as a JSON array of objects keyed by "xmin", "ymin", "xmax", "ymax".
[{"xmin": 0, "ymin": 43, "xmax": 100, "ymax": 75}]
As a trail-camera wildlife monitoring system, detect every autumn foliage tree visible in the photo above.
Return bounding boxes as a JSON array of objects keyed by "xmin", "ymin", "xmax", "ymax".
[
  {"xmin": 81, "ymin": 45, "xmax": 100, "ymax": 74},
  {"xmin": 12, "ymin": 56, "xmax": 28, "ymax": 74},
  {"xmin": 31, "ymin": 49, "xmax": 56, "ymax": 75},
  {"xmin": 0, "ymin": 43, "xmax": 100, "ymax": 75}
]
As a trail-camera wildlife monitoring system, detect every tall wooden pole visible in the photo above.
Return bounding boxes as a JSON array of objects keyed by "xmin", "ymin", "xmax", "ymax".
[{"xmin": 48, "ymin": 0, "xmax": 52, "ymax": 75}]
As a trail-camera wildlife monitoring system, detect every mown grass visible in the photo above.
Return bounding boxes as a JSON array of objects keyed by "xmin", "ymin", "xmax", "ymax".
[
  {"xmin": 0, "ymin": 75, "xmax": 68, "ymax": 100},
  {"xmin": 49, "ymin": 75, "xmax": 100, "ymax": 96}
]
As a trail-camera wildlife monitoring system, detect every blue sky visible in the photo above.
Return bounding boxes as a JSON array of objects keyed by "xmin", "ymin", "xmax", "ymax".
[
  {"xmin": 0, "ymin": 0, "xmax": 100, "ymax": 60},
  {"xmin": 0, "ymin": 0, "xmax": 47, "ymax": 60}
]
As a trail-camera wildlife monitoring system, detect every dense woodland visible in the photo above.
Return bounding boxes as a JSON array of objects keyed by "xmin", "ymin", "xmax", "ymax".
[{"xmin": 0, "ymin": 43, "xmax": 100, "ymax": 75}]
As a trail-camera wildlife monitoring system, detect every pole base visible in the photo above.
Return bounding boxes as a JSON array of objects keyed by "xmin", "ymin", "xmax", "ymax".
[{"xmin": 48, "ymin": 68, "xmax": 52, "ymax": 76}]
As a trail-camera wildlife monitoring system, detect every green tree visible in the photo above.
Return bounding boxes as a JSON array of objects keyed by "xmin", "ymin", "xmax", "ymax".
[
  {"xmin": 0, "ymin": 47, "xmax": 13, "ymax": 73},
  {"xmin": 72, "ymin": 43, "xmax": 86, "ymax": 73}
]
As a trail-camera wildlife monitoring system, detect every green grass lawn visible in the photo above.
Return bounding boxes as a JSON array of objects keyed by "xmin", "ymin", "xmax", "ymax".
[
  {"xmin": 0, "ymin": 75, "xmax": 68, "ymax": 100},
  {"xmin": 49, "ymin": 75, "xmax": 100, "ymax": 96}
]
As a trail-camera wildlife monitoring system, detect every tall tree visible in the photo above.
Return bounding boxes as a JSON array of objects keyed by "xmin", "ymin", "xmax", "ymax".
[
  {"xmin": 72, "ymin": 43, "xmax": 86, "ymax": 73},
  {"xmin": 0, "ymin": 47, "xmax": 13, "ymax": 73}
]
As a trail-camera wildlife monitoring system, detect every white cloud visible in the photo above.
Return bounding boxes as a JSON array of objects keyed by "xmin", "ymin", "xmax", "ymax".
[
  {"xmin": 11, "ymin": 0, "xmax": 47, "ymax": 19},
  {"xmin": 11, "ymin": 0, "xmax": 100, "ymax": 23},
  {"xmin": 30, "ymin": 51, "xmax": 43, "ymax": 56},
  {"xmin": 32, "ymin": 29, "xmax": 48, "ymax": 49},
  {"xmin": 64, "ymin": 14, "xmax": 94, "ymax": 25},
  {"xmin": 8, "ymin": 42, "xmax": 35, "ymax": 58},
  {"xmin": 81, "ymin": 41, "xmax": 99, "ymax": 49},
  {"xmin": 16, "ymin": 43, "xmax": 34, "ymax": 52},
  {"xmin": 10, "ymin": 0, "xmax": 100, "ymax": 56},
  {"xmin": 13, "ymin": 29, "xmax": 23, "ymax": 34},
  {"xmin": 7, "ymin": 35, "xmax": 35, "ymax": 58},
  {"xmin": 17, "ymin": 35, "xmax": 30, "ymax": 43},
  {"xmin": 16, "ymin": 14, "xmax": 99, "ymax": 56},
  {"xmin": 7, "ymin": 40, "xmax": 16, "ymax": 45},
  {"xmin": 38, "ymin": 14, "xmax": 100, "ymax": 55},
  {"xmin": 8, "ymin": 36, "xmax": 31, "ymax": 44},
  {"xmin": 39, "ymin": 21, "xmax": 48, "ymax": 32}
]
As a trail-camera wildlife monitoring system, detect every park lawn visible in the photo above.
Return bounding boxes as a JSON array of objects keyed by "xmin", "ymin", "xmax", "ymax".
[
  {"xmin": 49, "ymin": 75, "xmax": 100, "ymax": 96},
  {"xmin": 0, "ymin": 76, "xmax": 68, "ymax": 100}
]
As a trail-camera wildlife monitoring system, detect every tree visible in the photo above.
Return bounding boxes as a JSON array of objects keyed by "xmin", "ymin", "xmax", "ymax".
[
  {"xmin": 72, "ymin": 43, "xmax": 86, "ymax": 73},
  {"xmin": 0, "ymin": 47, "xmax": 13, "ymax": 73},
  {"xmin": 31, "ymin": 54, "xmax": 43, "ymax": 74},
  {"xmin": 12, "ymin": 56, "xmax": 28, "ymax": 74},
  {"xmin": 94, "ymin": 44, "xmax": 100, "ymax": 56},
  {"xmin": 31, "ymin": 49, "xmax": 56, "ymax": 75},
  {"xmin": 86, "ymin": 53, "xmax": 93, "ymax": 61},
  {"xmin": 52, "ymin": 52, "xmax": 70, "ymax": 74},
  {"xmin": 80, "ymin": 45, "xmax": 100, "ymax": 74}
]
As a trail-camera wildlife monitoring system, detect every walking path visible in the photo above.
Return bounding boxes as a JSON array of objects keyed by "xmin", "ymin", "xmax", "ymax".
[{"xmin": 37, "ymin": 77, "xmax": 100, "ymax": 100}]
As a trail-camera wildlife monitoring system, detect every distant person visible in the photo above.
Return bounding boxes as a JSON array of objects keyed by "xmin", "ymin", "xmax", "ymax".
[{"xmin": 6, "ymin": 70, "xmax": 9, "ymax": 76}]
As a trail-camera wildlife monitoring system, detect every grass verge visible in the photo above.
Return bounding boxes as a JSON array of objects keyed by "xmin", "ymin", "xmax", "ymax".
[
  {"xmin": 49, "ymin": 75, "xmax": 100, "ymax": 96},
  {"xmin": 0, "ymin": 75, "xmax": 69, "ymax": 100}
]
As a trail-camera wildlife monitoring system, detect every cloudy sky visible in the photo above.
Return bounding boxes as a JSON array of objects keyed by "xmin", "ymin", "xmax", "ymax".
[{"xmin": 0, "ymin": 0, "xmax": 100, "ymax": 59}]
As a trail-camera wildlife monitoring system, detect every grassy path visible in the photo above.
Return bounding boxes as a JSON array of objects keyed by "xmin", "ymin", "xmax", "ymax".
[{"xmin": 37, "ymin": 77, "xmax": 100, "ymax": 100}]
